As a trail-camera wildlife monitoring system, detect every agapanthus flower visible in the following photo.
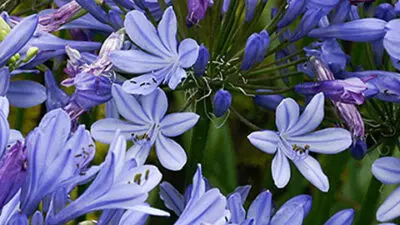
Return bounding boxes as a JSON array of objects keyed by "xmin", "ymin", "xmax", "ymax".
[
  {"xmin": 19, "ymin": 109, "xmax": 98, "ymax": 216},
  {"xmin": 187, "ymin": 0, "xmax": 213, "ymax": 26},
  {"xmin": 39, "ymin": 0, "xmax": 82, "ymax": 32},
  {"xmin": 91, "ymin": 85, "xmax": 199, "ymax": 171},
  {"xmin": 248, "ymin": 92, "xmax": 352, "ymax": 191},
  {"xmin": 110, "ymin": 7, "xmax": 200, "ymax": 95},
  {"xmin": 324, "ymin": 209, "xmax": 355, "ymax": 225},
  {"xmin": 46, "ymin": 131, "xmax": 168, "ymax": 224},
  {"xmin": 160, "ymin": 164, "xmax": 228, "ymax": 225},
  {"xmin": 227, "ymin": 188, "xmax": 312, "ymax": 224},
  {"xmin": 371, "ymin": 157, "xmax": 400, "ymax": 222},
  {"xmin": 62, "ymin": 32, "xmax": 124, "ymax": 119}
]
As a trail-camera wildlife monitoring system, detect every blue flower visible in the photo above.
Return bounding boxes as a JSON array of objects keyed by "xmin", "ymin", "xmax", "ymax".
[
  {"xmin": 19, "ymin": 109, "xmax": 98, "ymax": 216},
  {"xmin": 227, "ymin": 188, "xmax": 312, "ymax": 225},
  {"xmin": 372, "ymin": 157, "xmax": 400, "ymax": 222},
  {"xmin": 324, "ymin": 208, "xmax": 355, "ymax": 225},
  {"xmin": 110, "ymin": 7, "xmax": 200, "ymax": 95},
  {"xmin": 44, "ymin": 69, "xmax": 70, "ymax": 111},
  {"xmin": 248, "ymin": 93, "xmax": 352, "ymax": 192},
  {"xmin": 46, "ymin": 131, "xmax": 168, "ymax": 224},
  {"xmin": 91, "ymin": 85, "xmax": 199, "ymax": 171},
  {"xmin": 160, "ymin": 164, "xmax": 228, "ymax": 225}
]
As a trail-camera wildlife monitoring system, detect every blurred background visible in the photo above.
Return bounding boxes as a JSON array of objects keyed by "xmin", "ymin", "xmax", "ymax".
[{"xmin": 2, "ymin": 0, "xmax": 400, "ymax": 224}]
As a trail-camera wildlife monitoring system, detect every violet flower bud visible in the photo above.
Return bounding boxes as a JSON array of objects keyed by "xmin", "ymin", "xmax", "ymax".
[
  {"xmin": 350, "ymin": 138, "xmax": 367, "ymax": 160},
  {"xmin": 0, "ymin": 141, "xmax": 27, "ymax": 210},
  {"xmin": 254, "ymin": 89, "xmax": 284, "ymax": 111},
  {"xmin": 187, "ymin": 0, "xmax": 209, "ymax": 26},
  {"xmin": 245, "ymin": 0, "xmax": 258, "ymax": 22},
  {"xmin": 193, "ymin": 44, "xmax": 210, "ymax": 77},
  {"xmin": 222, "ymin": 0, "xmax": 231, "ymax": 15},
  {"xmin": 213, "ymin": 89, "xmax": 232, "ymax": 117},
  {"xmin": 374, "ymin": 3, "xmax": 396, "ymax": 22},
  {"xmin": 241, "ymin": 31, "xmax": 270, "ymax": 70}
]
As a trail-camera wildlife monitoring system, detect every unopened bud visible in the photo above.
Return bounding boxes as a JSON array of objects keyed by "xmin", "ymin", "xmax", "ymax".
[{"xmin": 213, "ymin": 89, "xmax": 232, "ymax": 117}]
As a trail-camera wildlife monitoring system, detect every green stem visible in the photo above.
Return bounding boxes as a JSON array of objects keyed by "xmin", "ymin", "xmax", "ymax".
[
  {"xmin": 354, "ymin": 177, "xmax": 382, "ymax": 225},
  {"xmin": 185, "ymin": 98, "xmax": 211, "ymax": 186},
  {"xmin": 245, "ymin": 58, "xmax": 307, "ymax": 76},
  {"xmin": 248, "ymin": 71, "xmax": 304, "ymax": 82},
  {"xmin": 230, "ymin": 107, "xmax": 261, "ymax": 130}
]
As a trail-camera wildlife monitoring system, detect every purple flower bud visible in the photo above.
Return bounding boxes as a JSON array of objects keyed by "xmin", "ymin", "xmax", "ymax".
[
  {"xmin": 396, "ymin": 1, "xmax": 400, "ymax": 15},
  {"xmin": 222, "ymin": 0, "xmax": 231, "ymax": 15},
  {"xmin": 254, "ymin": 90, "xmax": 285, "ymax": 111},
  {"xmin": 374, "ymin": 3, "xmax": 396, "ymax": 22},
  {"xmin": 213, "ymin": 89, "xmax": 232, "ymax": 117},
  {"xmin": 241, "ymin": 31, "xmax": 270, "ymax": 70},
  {"xmin": 277, "ymin": 0, "xmax": 305, "ymax": 28},
  {"xmin": 193, "ymin": 44, "xmax": 210, "ymax": 77},
  {"xmin": 187, "ymin": 0, "xmax": 209, "ymax": 26},
  {"xmin": 350, "ymin": 138, "xmax": 367, "ymax": 160},
  {"xmin": 0, "ymin": 141, "xmax": 27, "ymax": 210},
  {"xmin": 39, "ymin": 1, "xmax": 82, "ymax": 32},
  {"xmin": 245, "ymin": 0, "xmax": 258, "ymax": 22}
]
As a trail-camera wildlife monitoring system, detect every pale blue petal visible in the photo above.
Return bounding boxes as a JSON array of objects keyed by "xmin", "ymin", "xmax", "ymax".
[
  {"xmin": 276, "ymin": 98, "xmax": 299, "ymax": 133},
  {"xmin": 160, "ymin": 112, "xmax": 200, "ymax": 137},
  {"xmin": 270, "ymin": 204, "xmax": 304, "ymax": 225},
  {"xmin": 91, "ymin": 118, "xmax": 148, "ymax": 143},
  {"xmin": 175, "ymin": 189, "xmax": 226, "ymax": 225},
  {"xmin": 8, "ymin": 129, "xmax": 23, "ymax": 146},
  {"xmin": 377, "ymin": 186, "xmax": 400, "ymax": 222},
  {"xmin": 155, "ymin": 134, "xmax": 187, "ymax": 171},
  {"xmin": 122, "ymin": 74, "xmax": 159, "ymax": 96},
  {"xmin": 293, "ymin": 155, "xmax": 329, "ymax": 192},
  {"xmin": 286, "ymin": 128, "xmax": 352, "ymax": 154},
  {"xmin": 384, "ymin": 26, "xmax": 400, "ymax": 60},
  {"xmin": 0, "ymin": 96, "xmax": 8, "ymax": 117},
  {"xmin": 106, "ymin": 99, "xmax": 119, "ymax": 119},
  {"xmin": 271, "ymin": 149, "xmax": 291, "ymax": 189},
  {"xmin": 31, "ymin": 211, "xmax": 43, "ymax": 225},
  {"xmin": 231, "ymin": 185, "xmax": 251, "ymax": 204},
  {"xmin": 282, "ymin": 195, "xmax": 313, "ymax": 217},
  {"xmin": 178, "ymin": 38, "xmax": 200, "ymax": 68},
  {"xmin": 140, "ymin": 88, "xmax": 168, "ymax": 122},
  {"xmin": 0, "ymin": 67, "xmax": 10, "ymax": 96},
  {"xmin": 287, "ymin": 92, "xmax": 324, "ymax": 136},
  {"xmin": 158, "ymin": 7, "xmax": 178, "ymax": 55},
  {"xmin": 124, "ymin": 10, "xmax": 170, "ymax": 57},
  {"xmin": 60, "ymin": 14, "xmax": 114, "ymax": 32},
  {"xmin": 110, "ymin": 50, "xmax": 170, "ymax": 73},
  {"xmin": 247, "ymin": 190, "xmax": 272, "ymax": 225},
  {"xmin": 118, "ymin": 165, "xmax": 162, "ymax": 192},
  {"xmin": 372, "ymin": 157, "xmax": 400, "ymax": 184},
  {"xmin": 247, "ymin": 130, "xmax": 279, "ymax": 154},
  {"xmin": 187, "ymin": 164, "xmax": 206, "ymax": 207},
  {"xmin": 111, "ymin": 84, "xmax": 150, "ymax": 124},
  {"xmin": 167, "ymin": 66, "xmax": 187, "ymax": 90},
  {"xmin": 119, "ymin": 210, "xmax": 149, "ymax": 225},
  {"xmin": 228, "ymin": 193, "xmax": 246, "ymax": 224},
  {"xmin": 76, "ymin": 0, "xmax": 108, "ymax": 24},
  {"xmin": 7, "ymin": 80, "xmax": 47, "ymax": 108},
  {"xmin": 324, "ymin": 209, "xmax": 355, "ymax": 225},
  {"xmin": 0, "ymin": 111, "xmax": 9, "ymax": 157},
  {"xmin": 126, "ymin": 144, "xmax": 151, "ymax": 165},
  {"xmin": 160, "ymin": 182, "xmax": 185, "ymax": 216},
  {"xmin": 0, "ymin": 15, "xmax": 38, "ymax": 67}
]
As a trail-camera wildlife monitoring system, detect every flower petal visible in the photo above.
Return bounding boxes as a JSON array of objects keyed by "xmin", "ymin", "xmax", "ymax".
[
  {"xmin": 0, "ymin": 111, "xmax": 9, "ymax": 158},
  {"xmin": 384, "ymin": 27, "xmax": 400, "ymax": 60},
  {"xmin": 178, "ymin": 38, "xmax": 200, "ymax": 68},
  {"xmin": 158, "ymin": 7, "xmax": 178, "ymax": 55},
  {"xmin": 372, "ymin": 157, "xmax": 400, "ymax": 184},
  {"xmin": 286, "ymin": 128, "xmax": 352, "ymax": 154},
  {"xmin": 0, "ymin": 15, "xmax": 38, "ymax": 67},
  {"xmin": 7, "ymin": 81, "xmax": 47, "ymax": 108},
  {"xmin": 124, "ymin": 10, "xmax": 170, "ymax": 57},
  {"xmin": 122, "ymin": 74, "xmax": 159, "ymax": 96},
  {"xmin": 324, "ymin": 209, "xmax": 355, "ymax": 225},
  {"xmin": 377, "ymin": 186, "xmax": 400, "ymax": 222},
  {"xmin": 0, "ymin": 67, "xmax": 10, "ymax": 96},
  {"xmin": 111, "ymin": 84, "xmax": 150, "ymax": 124},
  {"xmin": 270, "ymin": 204, "xmax": 304, "ymax": 225},
  {"xmin": 159, "ymin": 182, "xmax": 185, "ymax": 216},
  {"xmin": 228, "ymin": 193, "xmax": 246, "ymax": 224},
  {"xmin": 0, "ymin": 96, "xmax": 9, "ymax": 118},
  {"xmin": 140, "ymin": 88, "xmax": 168, "ymax": 122},
  {"xmin": 247, "ymin": 130, "xmax": 279, "ymax": 154},
  {"xmin": 247, "ymin": 190, "xmax": 272, "ymax": 225},
  {"xmin": 308, "ymin": 18, "xmax": 387, "ymax": 42},
  {"xmin": 125, "ymin": 144, "xmax": 151, "ymax": 165},
  {"xmin": 293, "ymin": 155, "xmax": 329, "ymax": 192},
  {"xmin": 91, "ymin": 118, "xmax": 148, "ymax": 143},
  {"xmin": 155, "ymin": 135, "xmax": 187, "ymax": 171},
  {"xmin": 160, "ymin": 112, "xmax": 200, "ymax": 137},
  {"xmin": 281, "ymin": 195, "xmax": 313, "ymax": 217},
  {"xmin": 276, "ymin": 98, "xmax": 299, "ymax": 133},
  {"xmin": 110, "ymin": 50, "xmax": 170, "ymax": 74},
  {"xmin": 287, "ymin": 92, "xmax": 325, "ymax": 136},
  {"xmin": 271, "ymin": 150, "xmax": 291, "ymax": 189}
]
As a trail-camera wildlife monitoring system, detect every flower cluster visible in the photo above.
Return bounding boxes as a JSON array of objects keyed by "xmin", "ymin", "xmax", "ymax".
[{"xmin": 0, "ymin": 0, "xmax": 399, "ymax": 224}]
